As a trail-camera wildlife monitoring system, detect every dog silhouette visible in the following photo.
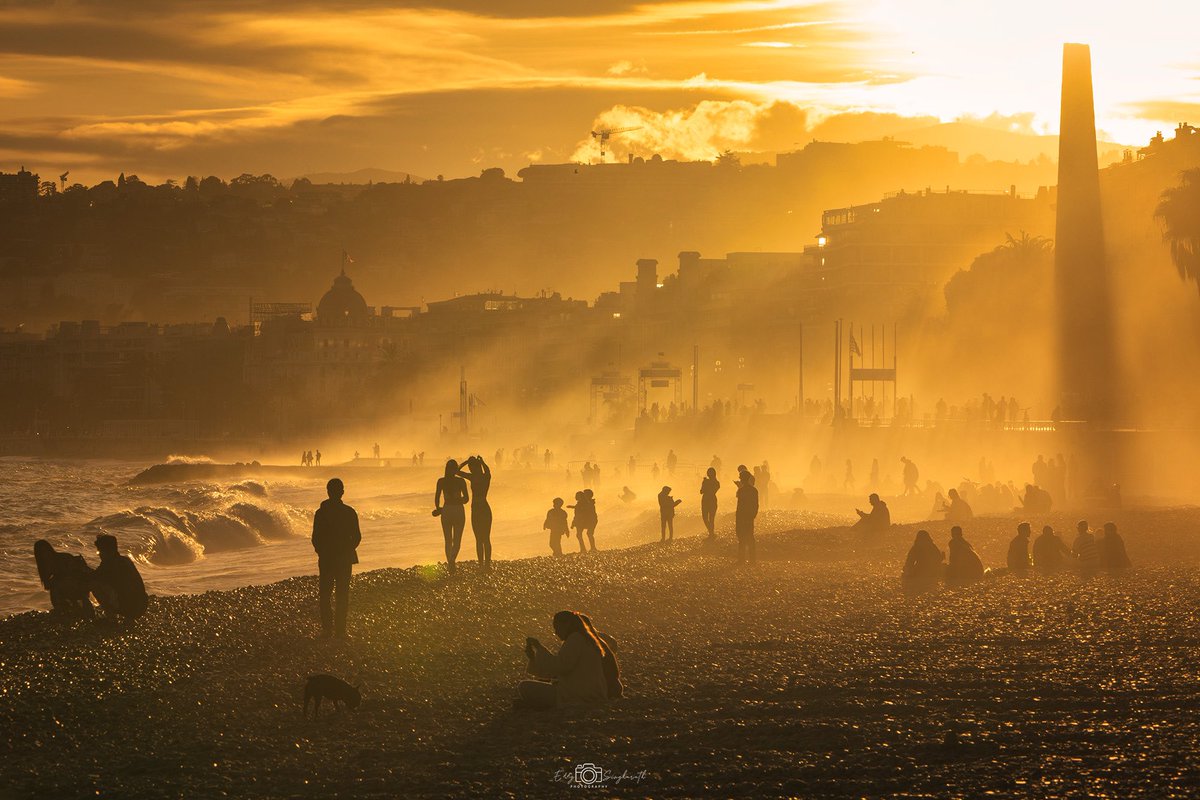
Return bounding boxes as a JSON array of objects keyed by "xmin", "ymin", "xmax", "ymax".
[{"xmin": 303, "ymin": 674, "xmax": 361, "ymax": 718}]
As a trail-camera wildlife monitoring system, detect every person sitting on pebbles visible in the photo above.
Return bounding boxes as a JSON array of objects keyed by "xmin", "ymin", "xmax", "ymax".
[
  {"xmin": 1099, "ymin": 522, "xmax": 1131, "ymax": 571},
  {"xmin": 91, "ymin": 534, "xmax": 148, "ymax": 622},
  {"xmin": 902, "ymin": 530, "xmax": 944, "ymax": 593},
  {"xmin": 852, "ymin": 493, "xmax": 891, "ymax": 533},
  {"xmin": 1007, "ymin": 523, "xmax": 1033, "ymax": 574},
  {"xmin": 1032, "ymin": 525, "xmax": 1071, "ymax": 574},
  {"xmin": 945, "ymin": 526, "xmax": 984, "ymax": 587},
  {"xmin": 516, "ymin": 610, "xmax": 610, "ymax": 710},
  {"xmin": 34, "ymin": 539, "xmax": 95, "ymax": 618},
  {"xmin": 941, "ymin": 488, "xmax": 974, "ymax": 523},
  {"xmin": 1072, "ymin": 520, "xmax": 1101, "ymax": 575}
]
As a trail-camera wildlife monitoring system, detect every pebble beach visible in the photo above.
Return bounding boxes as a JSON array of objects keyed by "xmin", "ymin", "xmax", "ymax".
[{"xmin": 4, "ymin": 507, "xmax": 1200, "ymax": 798}]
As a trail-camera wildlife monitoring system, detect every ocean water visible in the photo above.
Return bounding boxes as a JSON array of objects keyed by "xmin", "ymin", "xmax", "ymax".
[{"xmin": 0, "ymin": 457, "xmax": 675, "ymax": 616}]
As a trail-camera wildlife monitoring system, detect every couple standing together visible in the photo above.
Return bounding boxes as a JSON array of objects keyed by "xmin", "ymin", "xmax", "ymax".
[{"xmin": 434, "ymin": 456, "xmax": 493, "ymax": 573}]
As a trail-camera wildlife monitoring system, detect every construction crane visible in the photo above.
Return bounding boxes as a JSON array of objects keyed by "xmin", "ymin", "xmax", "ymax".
[
  {"xmin": 59, "ymin": 171, "xmax": 69, "ymax": 191},
  {"xmin": 590, "ymin": 126, "xmax": 641, "ymax": 160}
]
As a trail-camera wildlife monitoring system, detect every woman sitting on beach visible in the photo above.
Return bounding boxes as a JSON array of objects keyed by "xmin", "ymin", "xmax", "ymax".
[
  {"xmin": 434, "ymin": 459, "xmax": 470, "ymax": 574},
  {"xmin": 34, "ymin": 540, "xmax": 95, "ymax": 617},
  {"xmin": 902, "ymin": 530, "xmax": 944, "ymax": 593},
  {"xmin": 516, "ymin": 610, "xmax": 610, "ymax": 710}
]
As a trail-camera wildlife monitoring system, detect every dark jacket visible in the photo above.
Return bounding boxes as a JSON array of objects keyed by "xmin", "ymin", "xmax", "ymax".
[
  {"xmin": 312, "ymin": 498, "xmax": 361, "ymax": 567},
  {"xmin": 94, "ymin": 554, "xmax": 148, "ymax": 618}
]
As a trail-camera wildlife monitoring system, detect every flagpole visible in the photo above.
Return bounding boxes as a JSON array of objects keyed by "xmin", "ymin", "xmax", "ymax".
[{"xmin": 848, "ymin": 320, "xmax": 853, "ymax": 421}]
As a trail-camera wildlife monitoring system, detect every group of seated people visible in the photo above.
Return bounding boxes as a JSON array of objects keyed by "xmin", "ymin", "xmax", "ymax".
[
  {"xmin": 515, "ymin": 610, "xmax": 623, "ymax": 710},
  {"xmin": 34, "ymin": 534, "xmax": 148, "ymax": 622},
  {"xmin": 903, "ymin": 519, "xmax": 1131, "ymax": 593}
]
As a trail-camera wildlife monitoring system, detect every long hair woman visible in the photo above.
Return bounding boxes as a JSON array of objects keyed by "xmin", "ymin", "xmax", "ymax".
[
  {"xmin": 34, "ymin": 539, "xmax": 94, "ymax": 617},
  {"xmin": 902, "ymin": 529, "xmax": 945, "ymax": 594},
  {"xmin": 459, "ymin": 455, "xmax": 493, "ymax": 570},
  {"xmin": 434, "ymin": 459, "xmax": 469, "ymax": 573},
  {"xmin": 517, "ymin": 610, "xmax": 610, "ymax": 710}
]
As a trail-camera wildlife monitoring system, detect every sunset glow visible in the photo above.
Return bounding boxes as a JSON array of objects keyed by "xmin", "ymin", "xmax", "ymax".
[{"xmin": 1, "ymin": 0, "xmax": 1196, "ymax": 181}]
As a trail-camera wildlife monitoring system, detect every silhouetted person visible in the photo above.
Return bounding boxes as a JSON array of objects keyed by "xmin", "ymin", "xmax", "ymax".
[
  {"xmin": 517, "ymin": 610, "xmax": 609, "ymax": 710},
  {"xmin": 900, "ymin": 457, "xmax": 919, "ymax": 496},
  {"xmin": 942, "ymin": 488, "xmax": 974, "ymax": 523},
  {"xmin": 372, "ymin": 443, "xmax": 380, "ymax": 460},
  {"xmin": 902, "ymin": 530, "xmax": 944, "ymax": 593},
  {"xmin": 1020, "ymin": 484, "xmax": 1052, "ymax": 514},
  {"xmin": 666, "ymin": 449, "xmax": 677, "ymax": 475},
  {"xmin": 434, "ymin": 460, "xmax": 469, "ymax": 573},
  {"xmin": 34, "ymin": 539, "xmax": 94, "ymax": 617},
  {"xmin": 869, "ymin": 458, "xmax": 880, "ymax": 490},
  {"xmin": 311, "ymin": 478, "xmax": 360, "ymax": 639},
  {"xmin": 700, "ymin": 467, "xmax": 720, "ymax": 538},
  {"xmin": 853, "ymin": 493, "xmax": 891, "ymax": 532},
  {"xmin": 544, "ymin": 498, "xmax": 568, "ymax": 557},
  {"xmin": 658, "ymin": 486, "xmax": 681, "ymax": 541},
  {"xmin": 618, "ymin": 486, "xmax": 636, "ymax": 504},
  {"xmin": 570, "ymin": 490, "xmax": 597, "ymax": 552},
  {"xmin": 91, "ymin": 534, "xmax": 148, "ymax": 621},
  {"xmin": 627, "ymin": 456, "xmax": 636, "ymax": 476},
  {"xmin": 945, "ymin": 526, "xmax": 984, "ymax": 587},
  {"xmin": 929, "ymin": 491, "xmax": 946, "ymax": 521},
  {"xmin": 1033, "ymin": 525, "xmax": 1071, "ymax": 574},
  {"xmin": 1072, "ymin": 520, "xmax": 1100, "ymax": 575},
  {"xmin": 578, "ymin": 613, "xmax": 623, "ymax": 699},
  {"xmin": 314, "ymin": 449, "xmax": 321, "ymax": 467},
  {"xmin": 735, "ymin": 473, "xmax": 759, "ymax": 564},
  {"xmin": 843, "ymin": 459, "xmax": 855, "ymax": 490},
  {"xmin": 710, "ymin": 454, "xmax": 723, "ymax": 478},
  {"xmin": 1100, "ymin": 522, "xmax": 1131, "ymax": 571},
  {"xmin": 759, "ymin": 461, "xmax": 771, "ymax": 508},
  {"xmin": 459, "ymin": 455, "xmax": 493, "ymax": 570},
  {"xmin": 1007, "ymin": 523, "xmax": 1032, "ymax": 574}
]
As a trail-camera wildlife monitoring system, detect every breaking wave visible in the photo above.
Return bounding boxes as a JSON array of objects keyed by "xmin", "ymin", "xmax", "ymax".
[{"xmin": 83, "ymin": 501, "xmax": 298, "ymax": 565}]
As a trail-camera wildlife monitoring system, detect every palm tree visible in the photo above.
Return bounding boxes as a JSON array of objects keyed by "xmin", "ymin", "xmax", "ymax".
[
  {"xmin": 1155, "ymin": 168, "xmax": 1200, "ymax": 290},
  {"xmin": 998, "ymin": 230, "xmax": 1053, "ymax": 258}
]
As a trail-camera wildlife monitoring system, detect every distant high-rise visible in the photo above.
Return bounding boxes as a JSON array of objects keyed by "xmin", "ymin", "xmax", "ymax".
[{"xmin": 1054, "ymin": 43, "xmax": 1116, "ymax": 423}]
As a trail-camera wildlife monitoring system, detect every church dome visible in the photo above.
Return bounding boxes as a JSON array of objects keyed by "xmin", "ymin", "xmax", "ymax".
[{"xmin": 317, "ymin": 270, "xmax": 369, "ymax": 324}]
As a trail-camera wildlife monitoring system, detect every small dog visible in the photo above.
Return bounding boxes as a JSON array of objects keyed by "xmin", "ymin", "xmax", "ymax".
[{"xmin": 303, "ymin": 674, "xmax": 362, "ymax": 718}]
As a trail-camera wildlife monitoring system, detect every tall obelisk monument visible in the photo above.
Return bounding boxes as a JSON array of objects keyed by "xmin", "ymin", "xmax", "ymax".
[{"xmin": 1055, "ymin": 43, "xmax": 1117, "ymax": 426}]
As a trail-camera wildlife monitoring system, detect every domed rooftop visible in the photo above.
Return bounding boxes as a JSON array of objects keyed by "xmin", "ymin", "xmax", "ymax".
[{"xmin": 317, "ymin": 269, "xmax": 369, "ymax": 324}]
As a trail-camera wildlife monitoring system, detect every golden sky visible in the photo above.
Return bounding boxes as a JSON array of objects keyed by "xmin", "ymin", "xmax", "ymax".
[{"xmin": 0, "ymin": 0, "xmax": 1194, "ymax": 183}]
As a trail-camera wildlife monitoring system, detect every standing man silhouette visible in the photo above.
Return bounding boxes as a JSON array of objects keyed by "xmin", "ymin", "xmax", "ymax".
[{"xmin": 312, "ymin": 478, "xmax": 361, "ymax": 639}]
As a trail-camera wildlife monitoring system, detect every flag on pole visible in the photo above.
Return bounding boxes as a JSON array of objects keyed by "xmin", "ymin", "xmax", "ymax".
[{"xmin": 849, "ymin": 329, "xmax": 863, "ymax": 357}]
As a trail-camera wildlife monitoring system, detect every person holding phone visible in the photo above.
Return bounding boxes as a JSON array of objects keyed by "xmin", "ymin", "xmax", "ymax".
[{"xmin": 515, "ymin": 611, "xmax": 609, "ymax": 710}]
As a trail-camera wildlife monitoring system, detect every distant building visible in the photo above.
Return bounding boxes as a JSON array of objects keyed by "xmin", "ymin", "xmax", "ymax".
[
  {"xmin": 0, "ymin": 167, "xmax": 38, "ymax": 204},
  {"xmin": 818, "ymin": 187, "xmax": 1054, "ymax": 315},
  {"xmin": 245, "ymin": 269, "xmax": 415, "ymax": 429}
]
